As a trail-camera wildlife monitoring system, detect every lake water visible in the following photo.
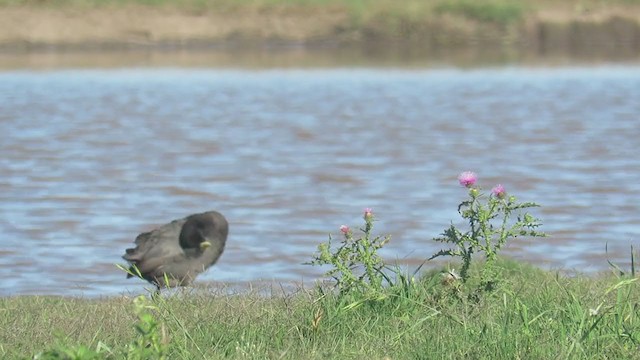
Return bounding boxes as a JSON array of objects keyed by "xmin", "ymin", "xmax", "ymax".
[{"xmin": 1, "ymin": 55, "xmax": 639, "ymax": 296}]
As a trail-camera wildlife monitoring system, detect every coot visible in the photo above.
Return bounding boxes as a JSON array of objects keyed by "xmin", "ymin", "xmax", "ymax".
[{"xmin": 122, "ymin": 211, "xmax": 228, "ymax": 289}]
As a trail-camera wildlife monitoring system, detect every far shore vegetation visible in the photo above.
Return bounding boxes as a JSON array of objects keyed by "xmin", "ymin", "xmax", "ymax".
[
  {"xmin": 2, "ymin": 0, "xmax": 640, "ymax": 24},
  {"xmin": 1, "ymin": 0, "xmax": 640, "ymax": 49}
]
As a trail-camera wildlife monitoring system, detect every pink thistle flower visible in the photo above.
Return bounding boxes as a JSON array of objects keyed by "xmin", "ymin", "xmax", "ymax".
[
  {"xmin": 491, "ymin": 184, "xmax": 506, "ymax": 199},
  {"xmin": 458, "ymin": 171, "xmax": 477, "ymax": 188},
  {"xmin": 340, "ymin": 225, "xmax": 350, "ymax": 234},
  {"xmin": 363, "ymin": 208, "xmax": 373, "ymax": 219}
]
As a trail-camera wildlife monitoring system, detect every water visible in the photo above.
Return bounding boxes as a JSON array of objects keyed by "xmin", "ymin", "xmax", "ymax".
[{"xmin": 1, "ymin": 65, "xmax": 639, "ymax": 297}]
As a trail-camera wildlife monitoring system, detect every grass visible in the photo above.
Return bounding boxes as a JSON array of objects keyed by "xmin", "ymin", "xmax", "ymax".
[
  {"xmin": 0, "ymin": 0, "xmax": 521, "ymax": 23},
  {"xmin": 2, "ymin": 258, "xmax": 640, "ymax": 359},
  {"xmin": 434, "ymin": 0, "xmax": 526, "ymax": 24},
  {"xmin": 1, "ymin": 0, "xmax": 639, "ymax": 24},
  {"xmin": 1, "ymin": 0, "xmax": 639, "ymax": 47}
]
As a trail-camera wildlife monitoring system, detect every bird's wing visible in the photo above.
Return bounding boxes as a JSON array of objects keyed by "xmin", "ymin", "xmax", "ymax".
[{"xmin": 123, "ymin": 218, "xmax": 187, "ymax": 267}]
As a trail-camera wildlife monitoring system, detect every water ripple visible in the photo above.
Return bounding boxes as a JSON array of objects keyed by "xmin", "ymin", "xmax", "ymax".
[{"xmin": 1, "ymin": 67, "xmax": 639, "ymax": 296}]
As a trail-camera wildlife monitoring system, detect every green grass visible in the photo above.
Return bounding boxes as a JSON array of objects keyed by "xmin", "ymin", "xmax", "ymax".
[
  {"xmin": 0, "ymin": 0, "xmax": 534, "ymax": 27},
  {"xmin": 1, "ymin": 0, "xmax": 639, "ymax": 46},
  {"xmin": 434, "ymin": 0, "xmax": 526, "ymax": 24},
  {"xmin": 2, "ymin": 258, "xmax": 640, "ymax": 359},
  {"xmin": 1, "ymin": 0, "xmax": 638, "ymax": 31}
]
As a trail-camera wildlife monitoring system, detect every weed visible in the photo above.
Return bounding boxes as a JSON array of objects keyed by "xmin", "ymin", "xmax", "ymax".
[
  {"xmin": 33, "ymin": 296, "xmax": 167, "ymax": 360},
  {"xmin": 307, "ymin": 208, "xmax": 392, "ymax": 296},
  {"xmin": 431, "ymin": 171, "xmax": 546, "ymax": 289}
]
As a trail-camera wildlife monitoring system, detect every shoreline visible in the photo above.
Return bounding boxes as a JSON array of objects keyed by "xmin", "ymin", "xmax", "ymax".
[
  {"xmin": 3, "ymin": 259, "xmax": 640, "ymax": 359},
  {"xmin": 1, "ymin": 5, "xmax": 639, "ymax": 52}
]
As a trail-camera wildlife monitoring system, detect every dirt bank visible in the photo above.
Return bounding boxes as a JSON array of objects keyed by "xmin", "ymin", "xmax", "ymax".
[
  {"xmin": 0, "ymin": 6, "xmax": 351, "ymax": 50},
  {"xmin": 0, "ymin": 4, "xmax": 639, "ymax": 51}
]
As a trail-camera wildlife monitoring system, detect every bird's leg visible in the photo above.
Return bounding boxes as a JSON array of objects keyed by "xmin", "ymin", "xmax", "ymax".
[{"xmin": 151, "ymin": 286, "xmax": 161, "ymax": 301}]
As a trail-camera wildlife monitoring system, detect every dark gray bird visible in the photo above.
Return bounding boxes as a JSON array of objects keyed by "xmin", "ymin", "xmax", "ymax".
[{"xmin": 122, "ymin": 211, "xmax": 228, "ymax": 289}]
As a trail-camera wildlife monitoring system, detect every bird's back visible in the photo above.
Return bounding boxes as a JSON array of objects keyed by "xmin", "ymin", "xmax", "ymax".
[{"xmin": 123, "ymin": 211, "xmax": 228, "ymax": 287}]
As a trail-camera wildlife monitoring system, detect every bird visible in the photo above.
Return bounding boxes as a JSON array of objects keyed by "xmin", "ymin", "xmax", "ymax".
[{"xmin": 122, "ymin": 210, "xmax": 228, "ymax": 289}]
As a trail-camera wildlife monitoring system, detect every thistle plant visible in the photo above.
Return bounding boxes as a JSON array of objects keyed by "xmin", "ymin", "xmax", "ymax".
[
  {"xmin": 431, "ymin": 171, "xmax": 546, "ymax": 287},
  {"xmin": 308, "ymin": 208, "xmax": 391, "ymax": 296}
]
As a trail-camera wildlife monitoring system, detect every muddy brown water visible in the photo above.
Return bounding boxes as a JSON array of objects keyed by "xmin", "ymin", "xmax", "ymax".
[{"xmin": 1, "ymin": 50, "xmax": 639, "ymax": 296}]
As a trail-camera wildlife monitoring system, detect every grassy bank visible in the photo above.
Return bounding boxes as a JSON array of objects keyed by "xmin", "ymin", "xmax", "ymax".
[
  {"xmin": 5, "ymin": 177, "xmax": 640, "ymax": 359},
  {"xmin": 3, "ymin": 175, "xmax": 640, "ymax": 359},
  {"xmin": 2, "ymin": 259, "xmax": 640, "ymax": 359},
  {"xmin": 2, "ymin": 0, "xmax": 639, "ymax": 22},
  {"xmin": 0, "ymin": 0, "xmax": 639, "ymax": 50}
]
